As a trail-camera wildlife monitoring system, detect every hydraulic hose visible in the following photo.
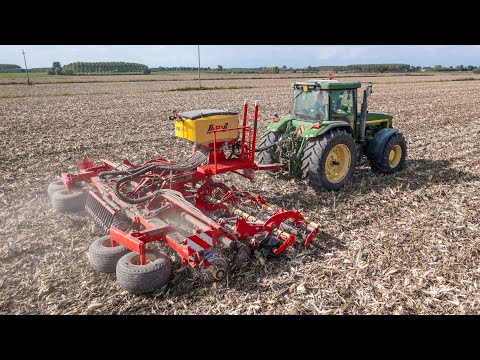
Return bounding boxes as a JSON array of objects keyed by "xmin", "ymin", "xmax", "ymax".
[
  {"xmin": 112, "ymin": 151, "xmax": 207, "ymax": 205},
  {"xmin": 255, "ymin": 142, "xmax": 277, "ymax": 152},
  {"xmin": 228, "ymin": 138, "xmax": 281, "ymax": 156},
  {"xmin": 98, "ymin": 162, "xmax": 155, "ymax": 179}
]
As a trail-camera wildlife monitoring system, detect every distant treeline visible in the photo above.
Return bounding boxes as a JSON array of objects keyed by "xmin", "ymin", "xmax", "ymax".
[
  {"xmin": 317, "ymin": 64, "xmax": 411, "ymax": 73},
  {"xmin": 150, "ymin": 64, "xmax": 412, "ymax": 73},
  {"xmin": 150, "ymin": 66, "xmax": 269, "ymax": 73},
  {"xmin": 60, "ymin": 62, "xmax": 150, "ymax": 75},
  {"xmin": 30, "ymin": 68, "xmax": 51, "ymax": 72},
  {"xmin": 3, "ymin": 62, "xmax": 480, "ymax": 75},
  {"xmin": 0, "ymin": 65, "xmax": 56, "ymax": 73},
  {"xmin": 0, "ymin": 64, "xmax": 22, "ymax": 73},
  {"xmin": 150, "ymin": 63, "xmax": 479, "ymax": 73}
]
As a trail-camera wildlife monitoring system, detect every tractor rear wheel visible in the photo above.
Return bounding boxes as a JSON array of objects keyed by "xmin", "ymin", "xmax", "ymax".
[
  {"xmin": 88, "ymin": 235, "xmax": 130, "ymax": 273},
  {"xmin": 116, "ymin": 249, "xmax": 171, "ymax": 294},
  {"xmin": 257, "ymin": 131, "xmax": 281, "ymax": 174},
  {"xmin": 51, "ymin": 188, "xmax": 87, "ymax": 212},
  {"xmin": 370, "ymin": 132, "xmax": 407, "ymax": 174},
  {"xmin": 301, "ymin": 128, "xmax": 357, "ymax": 191}
]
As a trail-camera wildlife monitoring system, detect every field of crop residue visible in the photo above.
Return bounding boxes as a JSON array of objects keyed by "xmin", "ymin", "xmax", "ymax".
[{"xmin": 0, "ymin": 73, "xmax": 479, "ymax": 314}]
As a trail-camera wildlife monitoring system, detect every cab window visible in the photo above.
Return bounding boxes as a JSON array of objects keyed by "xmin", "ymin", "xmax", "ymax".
[
  {"xmin": 330, "ymin": 90, "xmax": 355, "ymax": 126},
  {"xmin": 292, "ymin": 89, "xmax": 329, "ymax": 122}
]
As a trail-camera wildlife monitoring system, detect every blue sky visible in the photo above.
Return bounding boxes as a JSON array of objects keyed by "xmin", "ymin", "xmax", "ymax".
[{"xmin": 1, "ymin": 45, "xmax": 480, "ymax": 68}]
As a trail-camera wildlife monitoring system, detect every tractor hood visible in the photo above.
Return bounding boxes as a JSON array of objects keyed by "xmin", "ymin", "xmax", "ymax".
[
  {"xmin": 267, "ymin": 111, "xmax": 394, "ymax": 140},
  {"xmin": 359, "ymin": 111, "xmax": 393, "ymax": 121}
]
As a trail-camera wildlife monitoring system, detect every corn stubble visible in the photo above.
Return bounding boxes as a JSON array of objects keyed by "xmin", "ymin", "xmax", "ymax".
[{"xmin": 0, "ymin": 73, "xmax": 479, "ymax": 314}]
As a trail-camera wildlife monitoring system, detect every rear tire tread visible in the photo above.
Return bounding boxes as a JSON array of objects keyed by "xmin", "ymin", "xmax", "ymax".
[
  {"xmin": 370, "ymin": 131, "xmax": 407, "ymax": 174},
  {"xmin": 301, "ymin": 128, "xmax": 357, "ymax": 191},
  {"xmin": 257, "ymin": 131, "xmax": 281, "ymax": 175}
]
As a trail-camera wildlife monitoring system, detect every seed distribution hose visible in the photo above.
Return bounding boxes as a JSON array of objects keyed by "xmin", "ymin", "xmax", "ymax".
[{"xmin": 105, "ymin": 151, "xmax": 208, "ymax": 204}]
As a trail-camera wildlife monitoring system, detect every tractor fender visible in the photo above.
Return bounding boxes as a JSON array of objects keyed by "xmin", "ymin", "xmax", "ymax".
[
  {"xmin": 367, "ymin": 128, "xmax": 398, "ymax": 162},
  {"xmin": 267, "ymin": 115, "xmax": 293, "ymax": 132},
  {"xmin": 303, "ymin": 122, "xmax": 354, "ymax": 139}
]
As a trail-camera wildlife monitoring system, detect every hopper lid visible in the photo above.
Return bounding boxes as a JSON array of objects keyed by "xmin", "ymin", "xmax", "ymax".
[{"xmin": 178, "ymin": 109, "xmax": 238, "ymax": 120}]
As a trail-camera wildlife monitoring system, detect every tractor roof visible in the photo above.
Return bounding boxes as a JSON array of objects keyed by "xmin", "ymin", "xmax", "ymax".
[{"xmin": 292, "ymin": 79, "xmax": 361, "ymax": 90}]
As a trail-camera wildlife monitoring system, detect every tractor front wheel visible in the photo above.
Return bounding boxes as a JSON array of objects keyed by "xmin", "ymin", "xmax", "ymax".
[
  {"xmin": 301, "ymin": 128, "xmax": 357, "ymax": 191},
  {"xmin": 370, "ymin": 132, "xmax": 407, "ymax": 174},
  {"xmin": 257, "ymin": 131, "xmax": 281, "ymax": 174}
]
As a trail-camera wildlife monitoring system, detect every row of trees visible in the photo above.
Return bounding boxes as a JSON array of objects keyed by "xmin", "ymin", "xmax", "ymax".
[
  {"xmin": 29, "ymin": 67, "xmax": 50, "ymax": 72},
  {"xmin": 0, "ymin": 64, "xmax": 22, "ymax": 73},
  {"xmin": 431, "ymin": 64, "xmax": 478, "ymax": 72},
  {"xmin": 5, "ymin": 61, "xmax": 480, "ymax": 75},
  {"xmin": 261, "ymin": 66, "xmax": 280, "ymax": 74},
  {"xmin": 151, "ymin": 64, "xmax": 480, "ymax": 74},
  {"xmin": 151, "ymin": 66, "xmax": 214, "ymax": 72},
  {"xmin": 287, "ymin": 64, "xmax": 413, "ymax": 73},
  {"xmin": 151, "ymin": 65, "xmax": 234, "ymax": 72},
  {"xmin": 0, "ymin": 64, "xmax": 50, "ymax": 73},
  {"xmin": 48, "ymin": 62, "xmax": 151, "ymax": 75}
]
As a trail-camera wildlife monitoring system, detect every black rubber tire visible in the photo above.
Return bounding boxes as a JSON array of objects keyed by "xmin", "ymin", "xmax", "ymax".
[
  {"xmin": 88, "ymin": 235, "xmax": 130, "ymax": 273},
  {"xmin": 51, "ymin": 188, "xmax": 87, "ymax": 213},
  {"xmin": 257, "ymin": 131, "xmax": 281, "ymax": 174},
  {"xmin": 301, "ymin": 128, "xmax": 357, "ymax": 191},
  {"xmin": 370, "ymin": 131, "xmax": 407, "ymax": 174},
  {"xmin": 116, "ymin": 249, "xmax": 171, "ymax": 294},
  {"xmin": 48, "ymin": 179, "xmax": 82, "ymax": 198},
  {"xmin": 48, "ymin": 179, "xmax": 66, "ymax": 198}
]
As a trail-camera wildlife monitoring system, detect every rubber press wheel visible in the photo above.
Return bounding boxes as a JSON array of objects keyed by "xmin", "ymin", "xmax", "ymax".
[
  {"xmin": 301, "ymin": 128, "xmax": 357, "ymax": 191},
  {"xmin": 48, "ymin": 179, "xmax": 82, "ymax": 198},
  {"xmin": 51, "ymin": 188, "xmax": 87, "ymax": 213},
  {"xmin": 48, "ymin": 179, "xmax": 66, "ymax": 198},
  {"xmin": 88, "ymin": 236, "xmax": 130, "ymax": 273},
  {"xmin": 116, "ymin": 249, "xmax": 171, "ymax": 294}
]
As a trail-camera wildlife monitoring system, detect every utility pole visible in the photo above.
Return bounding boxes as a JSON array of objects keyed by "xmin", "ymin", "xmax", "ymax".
[
  {"xmin": 22, "ymin": 50, "xmax": 30, "ymax": 84},
  {"xmin": 197, "ymin": 45, "xmax": 201, "ymax": 89}
]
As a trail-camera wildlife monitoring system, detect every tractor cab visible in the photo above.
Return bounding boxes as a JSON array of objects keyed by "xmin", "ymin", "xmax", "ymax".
[{"xmin": 291, "ymin": 80, "xmax": 361, "ymax": 128}]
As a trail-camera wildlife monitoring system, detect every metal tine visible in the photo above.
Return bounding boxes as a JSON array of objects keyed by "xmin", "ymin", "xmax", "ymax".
[
  {"xmin": 106, "ymin": 213, "xmax": 114, "ymax": 231},
  {"xmin": 105, "ymin": 211, "xmax": 112, "ymax": 229},
  {"xmin": 104, "ymin": 211, "xmax": 112, "ymax": 230},
  {"xmin": 88, "ymin": 195, "xmax": 95, "ymax": 214},
  {"xmin": 100, "ymin": 209, "xmax": 107, "ymax": 233},
  {"xmin": 86, "ymin": 194, "xmax": 92, "ymax": 213},
  {"xmin": 100, "ymin": 208, "xmax": 108, "ymax": 229},
  {"xmin": 95, "ymin": 198, "xmax": 101, "ymax": 217},
  {"xmin": 86, "ymin": 194, "xmax": 109, "ymax": 232},
  {"xmin": 97, "ymin": 202, "xmax": 104, "ymax": 225}
]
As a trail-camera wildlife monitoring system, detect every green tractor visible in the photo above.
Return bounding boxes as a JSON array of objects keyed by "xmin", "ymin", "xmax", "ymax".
[{"xmin": 257, "ymin": 79, "xmax": 407, "ymax": 191}]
